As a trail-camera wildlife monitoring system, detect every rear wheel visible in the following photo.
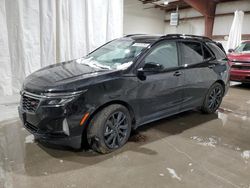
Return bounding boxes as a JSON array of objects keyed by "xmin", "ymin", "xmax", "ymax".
[
  {"xmin": 87, "ymin": 104, "xmax": 131, "ymax": 154},
  {"xmin": 201, "ymin": 83, "xmax": 224, "ymax": 114}
]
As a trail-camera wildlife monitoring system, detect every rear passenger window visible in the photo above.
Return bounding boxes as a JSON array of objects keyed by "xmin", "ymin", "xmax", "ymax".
[
  {"xmin": 180, "ymin": 42, "xmax": 203, "ymax": 65},
  {"xmin": 203, "ymin": 46, "xmax": 213, "ymax": 60},
  {"xmin": 206, "ymin": 42, "xmax": 226, "ymax": 60}
]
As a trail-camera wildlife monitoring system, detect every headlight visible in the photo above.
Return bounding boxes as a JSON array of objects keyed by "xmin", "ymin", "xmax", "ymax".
[
  {"xmin": 43, "ymin": 90, "xmax": 87, "ymax": 106},
  {"xmin": 43, "ymin": 90, "xmax": 87, "ymax": 98},
  {"xmin": 47, "ymin": 98, "xmax": 75, "ymax": 105}
]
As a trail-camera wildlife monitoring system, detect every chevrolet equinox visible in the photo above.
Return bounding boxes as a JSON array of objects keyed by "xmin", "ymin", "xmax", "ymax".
[{"xmin": 19, "ymin": 34, "xmax": 230, "ymax": 153}]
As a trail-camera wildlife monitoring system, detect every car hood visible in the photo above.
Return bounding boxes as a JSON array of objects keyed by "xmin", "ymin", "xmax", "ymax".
[
  {"xmin": 228, "ymin": 52, "xmax": 250, "ymax": 62},
  {"xmin": 23, "ymin": 57, "xmax": 121, "ymax": 94}
]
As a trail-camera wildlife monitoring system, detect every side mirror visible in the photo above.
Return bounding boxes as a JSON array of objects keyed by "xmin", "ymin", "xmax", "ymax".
[
  {"xmin": 228, "ymin": 49, "xmax": 234, "ymax": 53},
  {"xmin": 137, "ymin": 62, "xmax": 164, "ymax": 81}
]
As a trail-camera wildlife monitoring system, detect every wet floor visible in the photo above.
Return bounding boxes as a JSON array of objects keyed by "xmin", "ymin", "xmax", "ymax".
[{"xmin": 0, "ymin": 83, "xmax": 250, "ymax": 188}]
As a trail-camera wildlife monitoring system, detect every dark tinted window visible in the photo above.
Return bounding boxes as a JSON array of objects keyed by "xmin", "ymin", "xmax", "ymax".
[
  {"xmin": 235, "ymin": 42, "xmax": 250, "ymax": 52},
  {"xmin": 180, "ymin": 42, "xmax": 203, "ymax": 65},
  {"xmin": 206, "ymin": 42, "xmax": 226, "ymax": 60},
  {"xmin": 203, "ymin": 45, "xmax": 213, "ymax": 60},
  {"xmin": 144, "ymin": 41, "xmax": 178, "ymax": 69}
]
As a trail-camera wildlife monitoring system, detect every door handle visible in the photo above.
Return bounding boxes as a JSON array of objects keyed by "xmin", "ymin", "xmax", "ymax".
[
  {"xmin": 173, "ymin": 71, "xmax": 182, "ymax": 77},
  {"xmin": 208, "ymin": 64, "xmax": 215, "ymax": 69}
]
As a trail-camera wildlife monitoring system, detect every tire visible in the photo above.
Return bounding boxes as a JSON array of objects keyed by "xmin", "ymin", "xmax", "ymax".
[
  {"xmin": 87, "ymin": 104, "xmax": 131, "ymax": 154},
  {"xmin": 201, "ymin": 82, "xmax": 224, "ymax": 114}
]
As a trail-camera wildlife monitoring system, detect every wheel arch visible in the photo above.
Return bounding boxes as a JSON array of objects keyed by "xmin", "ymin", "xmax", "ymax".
[
  {"xmin": 85, "ymin": 100, "xmax": 136, "ymax": 130},
  {"xmin": 215, "ymin": 80, "xmax": 226, "ymax": 94},
  {"xmin": 81, "ymin": 100, "xmax": 136, "ymax": 149}
]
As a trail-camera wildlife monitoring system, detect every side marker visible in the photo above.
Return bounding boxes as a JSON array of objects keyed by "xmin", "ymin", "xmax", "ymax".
[{"xmin": 80, "ymin": 113, "xmax": 90, "ymax": 126}]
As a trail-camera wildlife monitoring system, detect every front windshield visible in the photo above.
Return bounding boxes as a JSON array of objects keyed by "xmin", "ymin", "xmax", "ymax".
[
  {"xmin": 235, "ymin": 42, "xmax": 250, "ymax": 53},
  {"xmin": 82, "ymin": 39, "xmax": 149, "ymax": 70}
]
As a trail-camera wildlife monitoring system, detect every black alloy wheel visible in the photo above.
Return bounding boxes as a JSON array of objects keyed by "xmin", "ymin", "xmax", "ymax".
[
  {"xmin": 201, "ymin": 83, "xmax": 224, "ymax": 114},
  {"xmin": 104, "ymin": 111, "xmax": 129, "ymax": 149},
  {"xmin": 87, "ymin": 104, "xmax": 131, "ymax": 154},
  {"xmin": 208, "ymin": 85, "xmax": 223, "ymax": 112}
]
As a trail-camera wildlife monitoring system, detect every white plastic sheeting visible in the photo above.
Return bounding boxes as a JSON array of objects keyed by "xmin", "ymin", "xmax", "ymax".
[
  {"xmin": 0, "ymin": 0, "xmax": 123, "ymax": 96},
  {"xmin": 227, "ymin": 10, "xmax": 244, "ymax": 51}
]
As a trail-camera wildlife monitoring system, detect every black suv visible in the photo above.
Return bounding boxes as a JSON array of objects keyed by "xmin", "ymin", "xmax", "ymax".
[{"xmin": 19, "ymin": 34, "xmax": 230, "ymax": 153}]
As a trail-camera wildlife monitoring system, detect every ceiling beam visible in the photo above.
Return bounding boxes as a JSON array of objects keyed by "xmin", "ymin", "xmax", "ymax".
[
  {"xmin": 165, "ymin": 11, "xmax": 250, "ymax": 22},
  {"xmin": 183, "ymin": 0, "xmax": 216, "ymax": 17},
  {"xmin": 183, "ymin": 0, "xmax": 217, "ymax": 38},
  {"xmin": 139, "ymin": 0, "xmax": 158, "ymax": 4}
]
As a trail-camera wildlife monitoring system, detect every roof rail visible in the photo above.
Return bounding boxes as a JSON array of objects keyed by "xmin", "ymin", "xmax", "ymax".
[
  {"xmin": 161, "ymin": 34, "xmax": 212, "ymax": 41},
  {"xmin": 124, "ymin": 34, "xmax": 145, "ymax": 37}
]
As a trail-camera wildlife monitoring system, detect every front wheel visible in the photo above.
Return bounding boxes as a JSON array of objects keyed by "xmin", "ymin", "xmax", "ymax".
[
  {"xmin": 87, "ymin": 104, "xmax": 131, "ymax": 154},
  {"xmin": 201, "ymin": 83, "xmax": 224, "ymax": 114}
]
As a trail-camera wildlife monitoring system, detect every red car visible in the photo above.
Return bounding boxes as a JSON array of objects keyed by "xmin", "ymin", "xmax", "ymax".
[{"xmin": 228, "ymin": 41, "xmax": 250, "ymax": 83}]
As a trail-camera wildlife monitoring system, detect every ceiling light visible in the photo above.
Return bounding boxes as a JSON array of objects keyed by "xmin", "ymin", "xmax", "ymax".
[{"xmin": 164, "ymin": 0, "xmax": 169, "ymax": 5}]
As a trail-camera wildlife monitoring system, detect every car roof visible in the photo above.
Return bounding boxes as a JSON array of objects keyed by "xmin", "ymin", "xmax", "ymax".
[
  {"xmin": 124, "ymin": 34, "xmax": 213, "ymax": 43},
  {"xmin": 123, "ymin": 34, "xmax": 226, "ymax": 54},
  {"xmin": 124, "ymin": 34, "xmax": 161, "ymax": 43}
]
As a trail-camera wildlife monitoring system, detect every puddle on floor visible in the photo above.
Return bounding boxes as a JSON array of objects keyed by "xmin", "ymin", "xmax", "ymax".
[{"xmin": 129, "ymin": 131, "xmax": 147, "ymax": 143}]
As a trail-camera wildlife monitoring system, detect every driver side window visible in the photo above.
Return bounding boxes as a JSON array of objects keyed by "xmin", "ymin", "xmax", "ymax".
[{"xmin": 144, "ymin": 41, "xmax": 178, "ymax": 69}]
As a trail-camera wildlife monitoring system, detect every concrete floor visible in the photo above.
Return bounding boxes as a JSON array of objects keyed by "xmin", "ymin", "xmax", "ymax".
[{"xmin": 0, "ymin": 83, "xmax": 250, "ymax": 188}]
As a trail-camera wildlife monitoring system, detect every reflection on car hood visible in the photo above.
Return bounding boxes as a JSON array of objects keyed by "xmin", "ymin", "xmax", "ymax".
[{"xmin": 23, "ymin": 57, "xmax": 119, "ymax": 94}]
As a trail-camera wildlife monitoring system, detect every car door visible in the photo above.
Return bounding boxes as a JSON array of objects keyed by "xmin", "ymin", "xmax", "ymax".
[
  {"xmin": 135, "ymin": 40, "xmax": 185, "ymax": 124},
  {"xmin": 178, "ymin": 40, "xmax": 218, "ymax": 110}
]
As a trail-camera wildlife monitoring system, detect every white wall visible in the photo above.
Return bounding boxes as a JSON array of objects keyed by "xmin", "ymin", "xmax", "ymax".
[
  {"xmin": 214, "ymin": 0, "xmax": 250, "ymax": 35},
  {"xmin": 164, "ymin": 8, "xmax": 204, "ymax": 35},
  {"xmin": 124, "ymin": 0, "xmax": 250, "ymax": 38},
  {"xmin": 164, "ymin": 0, "xmax": 250, "ymax": 50},
  {"xmin": 124, "ymin": 0, "xmax": 165, "ymax": 35}
]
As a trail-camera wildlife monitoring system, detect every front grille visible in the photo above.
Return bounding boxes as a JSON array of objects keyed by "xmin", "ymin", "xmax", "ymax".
[
  {"xmin": 25, "ymin": 122, "xmax": 38, "ymax": 133},
  {"xmin": 231, "ymin": 65, "xmax": 250, "ymax": 70},
  {"xmin": 22, "ymin": 95, "xmax": 40, "ymax": 113}
]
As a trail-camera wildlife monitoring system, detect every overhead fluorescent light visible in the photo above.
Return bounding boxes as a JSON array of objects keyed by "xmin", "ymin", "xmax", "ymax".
[{"xmin": 164, "ymin": 0, "xmax": 169, "ymax": 5}]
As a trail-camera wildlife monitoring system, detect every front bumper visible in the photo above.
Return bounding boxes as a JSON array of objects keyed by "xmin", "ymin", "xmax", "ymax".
[{"xmin": 18, "ymin": 102, "xmax": 85, "ymax": 149}]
